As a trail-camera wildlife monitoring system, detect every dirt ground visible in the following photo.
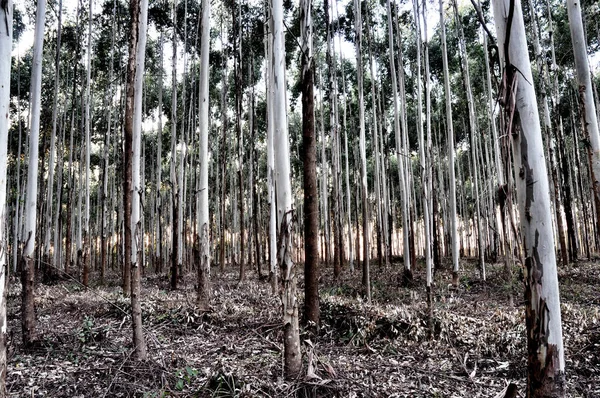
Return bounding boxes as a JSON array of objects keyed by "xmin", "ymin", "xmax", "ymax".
[{"xmin": 5, "ymin": 259, "xmax": 600, "ymax": 397}]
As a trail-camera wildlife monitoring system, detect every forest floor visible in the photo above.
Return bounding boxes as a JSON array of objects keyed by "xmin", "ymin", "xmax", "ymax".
[{"xmin": 5, "ymin": 259, "xmax": 600, "ymax": 397}]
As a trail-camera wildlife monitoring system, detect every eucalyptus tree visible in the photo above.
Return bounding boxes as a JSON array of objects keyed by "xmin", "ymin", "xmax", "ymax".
[
  {"xmin": 101, "ymin": 0, "xmax": 117, "ymax": 284},
  {"xmin": 566, "ymin": 0, "xmax": 600, "ymax": 234},
  {"xmin": 124, "ymin": 0, "xmax": 149, "ymax": 360},
  {"xmin": 272, "ymin": 0, "xmax": 301, "ymax": 377},
  {"xmin": 196, "ymin": 0, "xmax": 210, "ymax": 308},
  {"xmin": 82, "ymin": 0, "xmax": 94, "ymax": 287},
  {"xmin": 453, "ymin": 0, "xmax": 484, "ymax": 280},
  {"xmin": 385, "ymin": 0, "xmax": 410, "ymax": 279},
  {"xmin": 266, "ymin": 7, "xmax": 277, "ymax": 293},
  {"xmin": 21, "ymin": 0, "xmax": 47, "ymax": 347},
  {"xmin": 43, "ymin": 0, "xmax": 63, "ymax": 275},
  {"xmin": 0, "ymin": 0, "xmax": 12, "ymax": 392},
  {"xmin": 301, "ymin": 0, "xmax": 319, "ymax": 327},
  {"xmin": 525, "ymin": 0, "xmax": 568, "ymax": 267},
  {"xmin": 354, "ymin": 0, "xmax": 370, "ymax": 302},
  {"xmin": 412, "ymin": 0, "xmax": 432, "ymax": 306},
  {"xmin": 492, "ymin": 0, "xmax": 566, "ymax": 393},
  {"xmin": 170, "ymin": 0, "xmax": 180, "ymax": 291},
  {"xmin": 439, "ymin": 0, "xmax": 459, "ymax": 285}
]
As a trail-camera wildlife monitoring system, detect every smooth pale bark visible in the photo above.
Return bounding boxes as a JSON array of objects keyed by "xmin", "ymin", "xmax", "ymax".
[
  {"xmin": 386, "ymin": 0, "xmax": 410, "ymax": 278},
  {"xmin": 22, "ymin": 0, "xmax": 47, "ymax": 347},
  {"xmin": 566, "ymin": 0, "xmax": 600, "ymax": 232},
  {"xmin": 412, "ymin": 0, "xmax": 432, "ymax": 297},
  {"xmin": 272, "ymin": 0, "xmax": 301, "ymax": 378},
  {"xmin": 422, "ymin": 0, "xmax": 434, "ymax": 291},
  {"xmin": 492, "ymin": 0, "xmax": 566, "ymax": 394},
  {"xmin": 439, "ymin": 0, "xmax": 459, "ymax": 285},
  {"xmin": 319, "ymin": 89, "xmax": 330, "ymax": 269},
  {"xmin": 101, "ymin": 0, "xmax": 117, "ymax": 284},
  {"xmin": 301, "ymin": 0, "xmax": 319, "ymax": 327},
  {"xmin": 333, "ymin": 0, "xmax": 354, "ymax": 271},
  {"xmin": 453, "ymin": 0, "xmax": 485, "ymax": 280},
  {"xmin": 155, "ymin": 34, "xmax": 164, "ymax": 273},
  {"xmin": 364, "ymin": 14, "xmax": 384, "ymax": 270},
  {"xmin": 526, "ymin": 0, "xmax": 568, "ymax": 267},
  {"xmin": 196, "ymin": 0, "xmax": 210, "ymax": 308},
  {"xmin": 219, "ymin": 24, "xmax": 228, "ymax": 274},
  {"xmin": 324, "ymin": 0, "xmax": 342, "ymax": 277},
  {"xmin": 43, "ymin": 0, "xmax": 62, "ymax": 272},
  {"xmin": 354, "ymin": 0, "xmax": 370, "ymax": 302},
  {"xmin": 266, "ymin": 9, "xmax": 278, "ymax": 293},
  {"xmin": 125, "ymin": 0, "xmax": 148, "ymax": 360},
  {"xmin": 0, "ymin": 1, "xmax": 12, "ymax": 393},
  {"xmin": 82, "ymin": 0, "xmax": 93, "ymax": 287},
  {"xmin": 170, "ymin": 0, "xmax": 179, "ymax": 291}
]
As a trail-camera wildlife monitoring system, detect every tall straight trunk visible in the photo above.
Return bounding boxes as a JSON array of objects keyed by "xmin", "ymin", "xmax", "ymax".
[
  {"xmin": 53, "ymin": 113, "xmax": 65, "ymax": 271},
  {"xmin": 420, "ymin": 0, "xmax": 434, "ymax": 323},
  {"xmin": 0, "ymin": 1, "xmax": 12, "ymax": 393},
  {"xmin": 170, "ymin": 0, "xmax": 179, "ymax": 290},
  {"xmin": 301, "ymin": 0, "xmax": 319, "ymax": 326},
  {"xmin": 566, "ymin": 0, "xmax": 600, "ymax": 240},
  {"xmin": 413, "ymin": 0, "xmax": 432, "ymax": 300},
  {"xmin": 365, "ymin": 14, "xmax": 384, "ymax": 270},
  {"xmin": 235, "ymin": 4, "xmax": 245, "ymax": 283},
  {"xmin": 526, "ymin": 0, "xmax": 568, "ymax": 267},
  {"xmin": 219, "ymin": 25, "xmax": 228, "ymax": 274},
  {"xmin": 335, "ymin": 20, "xmax": 354, "ymax": 271},
  {"xmin": 318, "ymin": 89, "xmax": 330, "ymax": 269},
  {"xmin": 196, "ymin": 0, "xmax": 210, "ymax": 308},
  {"xmin": 439, "ymin": 0, "xmax": 459, "ymax": 285},
  {"xmin": 43, "ymin": 0, "xmax": 62, "ymax": 274},
  {"xmin": 124, "ymin": 0, "xmax": 148, "ymax": 359},
  {"xmin": 155, "ymin": 34, "xmax": 164, "ymax": 273},
  {"xmin": 266, "ymin": 8, "xmax": 278, "ymax": 293},
  {"xmin": 395, "ymin": 4, "xmax": 416, "ymax": 271},
  {"xmin": 102, "ymin": 0, "xmax": 117, "ymax": 284},
  {"xmin": 82, "ymin": 0, "xmax": 93, "ymax": 287},
  {"xmin": 22, "ymin": 0, "xmax": 46, "ymax": 347},
  {"xmin": 324, "ymin": 0, "xmax": 342, "ymax": 277},
  {"xmin": 273, "ymin": 0, "xmax": 301, "ymax": 378},
  {"xmin": 453, "ymin": 0, "xmax": 484, "ymax": 279},
  {"xmin": 492, "ymin": 0, "xmax": 566, "ymax": 394},
  {"xmin": 354, "ymin": 0, "xmax": 370, "ymax": 302},
  {"xmin": 386, "ymin": 1, "xmax": 410, "ymax": 277}
]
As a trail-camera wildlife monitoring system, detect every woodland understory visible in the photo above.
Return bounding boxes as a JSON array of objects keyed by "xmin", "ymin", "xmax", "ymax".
[{"xmin": 6, "ymin": 260, "xmax": 599, "ymax": 397}]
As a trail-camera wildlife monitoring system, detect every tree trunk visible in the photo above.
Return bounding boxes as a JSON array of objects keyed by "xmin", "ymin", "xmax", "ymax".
[
  {"xmin": 492, "ymin": 0, "xmax": 566, "ymax": 394},
  {"xmin": 272, "ymin": 0, "xmax": 301, "ymax": 378},
  {"xmin": 266, "ymin": 9, "xmax": 278, "ymax": 293},
  {"xmin": 566, "ymin": 0, "xmax": 600, "ymax": 243},
  {"xmin": 124, "ymin": 0, "xmax": 149, "ymax": 360},
  {"xmin": 170, "ymin": 0, "xmax": 179, "ymax": 291},
  {"xmin": 301, "ymin": 0, "xmax": 319, "ymax": 327},
  {"xmin": 439, "ymin": 0, "xmax": 459, "ymax": 286},
  {"xmin": 196, "ymin": 0, "xmax": 210, "ymax": 309},
  {"xmin": 22, "ymin": 0, "xmax": 46, "ymax": 347},
  {"xmin": 354, "ymin": 0, "xmax": 370, "ymax": 302},
  {"xmin": 0, "ymin": 1, "xmax": 12, "ymax": 393}
]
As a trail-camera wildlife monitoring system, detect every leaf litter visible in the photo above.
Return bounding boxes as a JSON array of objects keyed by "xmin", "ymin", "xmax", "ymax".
[{"xmin": 5, "ymin": 260, "xmax": 599, "ymax": 397}]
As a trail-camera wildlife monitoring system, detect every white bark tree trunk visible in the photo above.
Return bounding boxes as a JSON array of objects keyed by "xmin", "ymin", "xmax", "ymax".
[
  {"xmin": 566, "ymin": 0, "xmax": 600, "ymax": 230},
  {"xmin": 272, "ymin": 0, "xmax": 301, "ymax": 378},
  {"xmin": 22, "ymin": 0, "xmax": 47, "ymax": 347},
  {"xmin": 266, "ymin": 8, "xmax": 278, "ymax": 293},
  {"xmin": 0, "ymin": 0, "xmax": 12, "ymax": 391},
  {"xmin": 439, "ymin": 0, "xmax": 459, "ymax": 285},
  {"xmin": 196, "ymin": 0, "xmax": 210, "ymax": 308},
  {"xmin": 492, "ymin": 0, "xmax": 566, "ymax": 393},
  {"xmin": 354, "ymin": 0, "xmax": 370, "ymax": 302},
  {"xmin": 128, "ymin": 0, "xmax": 148, "ymax": 359}
]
